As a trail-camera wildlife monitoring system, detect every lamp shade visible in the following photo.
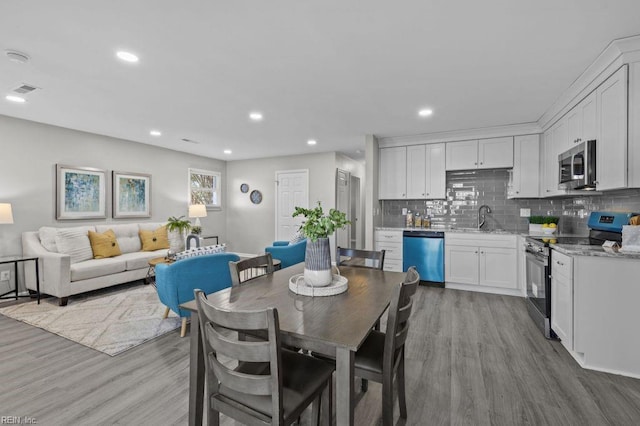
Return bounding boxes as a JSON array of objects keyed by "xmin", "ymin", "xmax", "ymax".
[
  {"xmin": 188, "ymin": 204, "xmax": 207, "ymax": 218},
  {"xmin": 0, "ymin": 203, "xmax": 14, "ymax": 224}
]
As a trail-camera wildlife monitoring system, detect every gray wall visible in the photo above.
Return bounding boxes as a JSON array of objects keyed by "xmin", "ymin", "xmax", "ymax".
[
  {"xmin": 382, "ymin": 169, "xmax": 640, "ymax": 234},
  {"xmin": 226, "ymin": 152, "xmax": 363, "ymax": 255},
  {"xmin": 0, "ymin": 114, "xmax": 227, "ymax": 294}
]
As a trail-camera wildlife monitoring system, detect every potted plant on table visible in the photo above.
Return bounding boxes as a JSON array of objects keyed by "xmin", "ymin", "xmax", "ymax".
[
  {"xmin": 166, "ymin": 215, "xmax": 192, "ymax": 251},
  {"xmin": 293, "ymin": 202, "xmax": 350, "ymax": 287},
  {"xmin": 529, "ymin": 215, "xmax": 559, "ymax": 235}
]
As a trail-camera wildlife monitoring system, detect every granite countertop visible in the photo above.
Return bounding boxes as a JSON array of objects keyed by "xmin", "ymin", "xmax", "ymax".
[
  {"xmin": 551, "ymin": 243, "xmax": 640, "ymax": 259},
  {"xmin": 375, "ymin": 226, "xmax": 518, "ymax": 235}
]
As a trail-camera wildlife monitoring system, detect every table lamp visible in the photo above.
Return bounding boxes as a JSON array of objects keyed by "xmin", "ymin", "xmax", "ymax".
[
  {"xmin": 188, "ymin": 204, "xmax": 207, "ymax": 227},
  {"xmin": 0, "ymin": 203, "xmax": 14, "ymax": 224}
]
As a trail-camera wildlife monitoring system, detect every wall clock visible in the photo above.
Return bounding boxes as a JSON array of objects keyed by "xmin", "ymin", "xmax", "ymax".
[
  {"xmin": 240, "ymin": 183, "xmax": 249, "ymax": 193},
  {"xmin": 250, "ymin": 190, "xmax": 263, "ymax": 204}
]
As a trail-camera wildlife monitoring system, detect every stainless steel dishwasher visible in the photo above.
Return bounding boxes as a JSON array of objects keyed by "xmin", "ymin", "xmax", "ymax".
[{"xmin": 402, "ymin": 230, "xmax": 445, "ymax": 283}]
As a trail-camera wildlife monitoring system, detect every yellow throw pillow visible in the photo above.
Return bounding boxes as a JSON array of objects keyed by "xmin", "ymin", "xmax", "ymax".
[
  {"xmin": 139, "ymin": 226, "xmax": 170, "ymax": 251},
  {"xmin": 88, "ymin": 229, "xmax": 122, "ymax": 259}
]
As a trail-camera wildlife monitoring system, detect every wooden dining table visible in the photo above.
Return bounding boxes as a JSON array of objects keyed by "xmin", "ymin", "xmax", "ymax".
[{"xmin": 181, "ymin": 262, "xmax": 405, "ymax": 426}]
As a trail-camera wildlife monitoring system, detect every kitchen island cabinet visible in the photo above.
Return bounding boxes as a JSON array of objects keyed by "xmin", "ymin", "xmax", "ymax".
[{"xmin": 549, "ymin": 245, "xmax": 640, "ymax": 379}]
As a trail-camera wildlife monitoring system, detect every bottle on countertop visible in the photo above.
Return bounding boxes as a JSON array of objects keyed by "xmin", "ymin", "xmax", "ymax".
[
  {"xmin": 423, "ymin": 214, "xmax": 431, "ymax": 228},
  {"xmin": 414, "ymin": 212, "xmax": 422, "ymax": 228},
  {"xmin": 406, "ymin": 210, "xmax": 413, "ymax": 228}
]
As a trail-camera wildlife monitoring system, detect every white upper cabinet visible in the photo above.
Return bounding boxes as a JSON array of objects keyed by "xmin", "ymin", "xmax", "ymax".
[
  {"xmin": 406, "ymin": 145, "xmax": 426, "ymax": 199},
  {"xmin": 478, "ymin": 137, "xmax": 514, "ymax": 169},
  {"xmin": 567, "ymin": 91, "xmax": 597, "ymax": 148},
  {"xmin": 596, "ymin": 65, "xmax": 628, "ymax": 191},
  {"xmin": 446, "ymin": 137, "xmax": 513, "ymax": 170},
  {"xmin": 542, "ymin": 118, "xmax": 567, "ymax": 197},
  {"xmin": 426, "ymin": 143, "xmax": 446, "ymax": 199},
  {"xmin": 508, "ymin": 135, "xmax": 540, "ymax": 198},
  {"xmin": 379, "ymin": 143, "xmax": 447, "ymax": 200},
  {"xmin": 446, "ymin": 140, "xmax": 478, "ymax": 170},
  {"xmin": 379, "ymin": 146, "xmax": 407, "ymax": 199}
]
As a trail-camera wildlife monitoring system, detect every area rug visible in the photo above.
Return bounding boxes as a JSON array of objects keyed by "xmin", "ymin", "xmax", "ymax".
[{"xmin": 0, "ymin": 283, "xmax": 182, "ymax": 356}]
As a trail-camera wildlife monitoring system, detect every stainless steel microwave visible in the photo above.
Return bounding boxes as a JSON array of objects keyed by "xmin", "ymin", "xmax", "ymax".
[{"xmin": 558, "ymin": 140, "xmax": 597, "ymax": 190}]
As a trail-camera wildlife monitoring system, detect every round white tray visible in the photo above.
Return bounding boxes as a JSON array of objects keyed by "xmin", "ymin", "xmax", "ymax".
[{"xmin": 288, "ymin": 273, "xmax": 348, "ymax": 296}]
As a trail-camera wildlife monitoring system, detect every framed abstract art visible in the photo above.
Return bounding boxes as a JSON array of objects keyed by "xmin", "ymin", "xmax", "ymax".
[
  {"xmin": 56, "ymin": 164, "xmax": 107, "ymax": 220},
  {"xmin": 112, "ymin": 171, "xmax": 152, "ymax": 218}
]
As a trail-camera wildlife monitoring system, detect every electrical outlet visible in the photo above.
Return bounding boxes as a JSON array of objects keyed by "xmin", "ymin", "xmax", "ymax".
[
  {"xmin": 520, "ymin": 208, "xmax": 531, "ymax": 218},
  {"xmin": 402, "ymin": 208, "xmax": 408, "ymax": 215},
  {"xmin": 0, "ymin": 270, "xmax": 10, "ymax": 281}
]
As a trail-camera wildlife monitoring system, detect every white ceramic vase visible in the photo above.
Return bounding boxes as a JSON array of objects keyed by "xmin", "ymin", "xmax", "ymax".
[{"xmin": 304, "ymin": 237, "xmax": 333, "ymax": 287}]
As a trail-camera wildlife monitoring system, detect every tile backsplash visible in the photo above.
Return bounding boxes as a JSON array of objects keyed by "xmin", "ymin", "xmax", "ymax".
[{"xmin": 381, "ymin": 169, "xmax": 640, "ymax": 234}]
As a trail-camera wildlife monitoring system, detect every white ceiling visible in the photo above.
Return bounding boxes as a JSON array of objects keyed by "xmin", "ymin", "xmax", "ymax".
[{"xmin": 1, "ymin": 1, "xmax": 640, "ymax": 161}]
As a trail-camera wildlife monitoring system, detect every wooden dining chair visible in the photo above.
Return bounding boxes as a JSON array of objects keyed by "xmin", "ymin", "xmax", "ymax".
[
  {"xmin": 354, "ymin": 266, "xmax": 420, "ymax": 425},
  {"xmin": 195, "ymin": 290, "xmax": 335, "ymax": 426},
  {"xmin": 336, "ymin": 247, "xmax": 385, "ymax": 270},
  {"xmin": 229, "ymin": 253, "xmax": 275, "ymax": 286}
]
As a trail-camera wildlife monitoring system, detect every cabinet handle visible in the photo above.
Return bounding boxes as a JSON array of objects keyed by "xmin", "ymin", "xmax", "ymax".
[
  {"xmin": 474, "ymin": 251, "xmax": 478, "ymax": 254},
  {"xmin": 422, "ymin": 193, "xmax": 425, "ymax": 196},
  {"xmin": 474, "ymin": 162, "xmax": 477, "ymax": 165},
  {"xmin": 480, "ymin": 162, "xmax": 483, "ymax": 165},
  {"xmin": 556, "ymin": 260, "xmax": 564, "ymax": 266},
  {"xmin": 546, "ymin": 189, "xmax": 551, "ymax": 192},
  {"xmin": 516, "ymin": 191, "xmax": 519, "ymax": 194},
  {"xmin": 480, "ymin": 251, "xmax": 484, "ymax": 255}
]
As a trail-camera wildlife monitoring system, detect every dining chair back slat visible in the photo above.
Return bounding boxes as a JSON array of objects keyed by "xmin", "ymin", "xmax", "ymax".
[
  {"xmin": 337, "ymin": 247, "xmax": 385, "ymax": 270},
  {"xmin": 203, "ymin": 323, "xmax": 271, "ymax": 362},
  {"xmin": 230, "ymin": 253, "xmax": 275, "ymax": 286}
]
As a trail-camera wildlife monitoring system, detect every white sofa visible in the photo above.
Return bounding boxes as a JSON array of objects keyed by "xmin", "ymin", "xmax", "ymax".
[{"xmin": 22, "ymin": 222, "xmax": 180, "ymax": 306}]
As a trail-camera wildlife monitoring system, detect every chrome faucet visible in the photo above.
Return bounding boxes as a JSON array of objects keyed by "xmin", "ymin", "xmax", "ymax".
[{"xmin": 478, "ymin": 205, "xmax": 492, "ymax": 229}]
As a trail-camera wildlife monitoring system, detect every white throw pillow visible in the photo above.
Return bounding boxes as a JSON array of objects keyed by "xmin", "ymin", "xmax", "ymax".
[
  {"xmin": 175, "ymin": 244, "xmax": 226, "ymax": 261},
  {"xmin": 55, "ymin": 227, "xmax": 95, "ymax": 264},
  {"xmin": 39, "ymin": 227, "xmax": 59, "ymax": 253},
  {"xmin": 289, "ymin": 229, "xmax": 306, "ymax": 245}
]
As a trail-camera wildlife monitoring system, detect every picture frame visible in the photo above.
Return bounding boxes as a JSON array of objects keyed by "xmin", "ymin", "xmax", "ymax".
[
  {"xmin": 56, "ymin": 164, "xmax": 107, "ymax": 220},
  {"xmin": 112, "ymin": 171, "xmax": 152, "ymax": 218}
]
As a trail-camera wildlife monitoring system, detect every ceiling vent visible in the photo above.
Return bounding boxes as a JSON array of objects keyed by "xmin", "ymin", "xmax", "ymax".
[
  {"xmin": 13, "ymin": 84, "xmax": 38, "ymax": 94},
  {"xmin": 181, "ymin": 138, "xmax": 199, "ymax": 144}
]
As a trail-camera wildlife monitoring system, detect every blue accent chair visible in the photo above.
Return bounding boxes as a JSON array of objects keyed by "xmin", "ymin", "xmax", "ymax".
[
  {"xmin": 155, "ymin": 252, "xmax": 240, "ymax": 336},
  {"xmin": 265, "ymin": 239, "xmax": 307, "ymax": 269}
]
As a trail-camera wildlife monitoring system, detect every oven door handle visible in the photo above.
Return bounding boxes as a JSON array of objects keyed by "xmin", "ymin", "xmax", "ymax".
[{"xmin": 525, "ymin": 250, "xmax": 547, "ymax": 267}]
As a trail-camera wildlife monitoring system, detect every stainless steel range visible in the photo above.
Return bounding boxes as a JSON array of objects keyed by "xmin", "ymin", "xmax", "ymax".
[{"xmin": 524, "ymin": 211, "xmax": 636, "ymax": 339}]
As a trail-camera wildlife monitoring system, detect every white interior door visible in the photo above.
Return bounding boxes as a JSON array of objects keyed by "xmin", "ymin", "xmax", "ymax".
[{"xmin": 275, "ymin": 170, "xmax": 309, "ymax": 241}]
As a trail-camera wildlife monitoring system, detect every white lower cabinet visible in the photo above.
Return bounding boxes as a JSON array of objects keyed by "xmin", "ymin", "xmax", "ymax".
[
  {"xmin": 445, "ymin": 233, "xmax": 518, "ymax": 291},
  {"xmin": 551, "ymin": 250, "xmax": 574, "ymax": 350},
  {"xmin": 374, "ymin": 230, "xmax": 403, "ymax": 272}
]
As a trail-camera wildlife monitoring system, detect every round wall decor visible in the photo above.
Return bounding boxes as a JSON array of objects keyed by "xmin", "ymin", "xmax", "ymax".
[
  {"xmin": 240, "ymin": 183, "xmax": 249, "ymax": 193},
  {"xmin": 250, "ymin": 190, "xmax": 263, "ymax": 204}
]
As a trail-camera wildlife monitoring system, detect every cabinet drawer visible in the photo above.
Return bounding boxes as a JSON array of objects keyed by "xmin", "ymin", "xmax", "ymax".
[
  {"xmin": 445, "ymin": 233, "xmax": 517, "ymax": 248},
  {"xmin": 551, "ymin": 250, "xmax": 573, "ymax": 280},
  {"xmin": 375, "ymin": 241, "xmax": 402, "ymax": 259},
  {"xmin": 375, "ymin": 230, "xmax": 403, "ymax": 243},
  {"xmin": 383, "ymin": 258, "xmax": 403, "ymax": 272}
]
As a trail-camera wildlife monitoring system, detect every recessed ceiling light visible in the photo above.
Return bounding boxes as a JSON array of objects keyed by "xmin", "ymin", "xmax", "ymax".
[
  {"xmin": 307, "ymin": 139, "xmax": 317, "ymax": 145},
  {"xmin": 149, "ymin": 130, "xmax": 162, "ymax": 137},
  {"xmin": 5, "ymin": 50, "xmax": 30, "ymax": 64},
  {"xmin": 418, "ymin": 109, "xmax": 433, "ymax": 117},
  {"xmin": 224, "ymin": 149, "xmax": 232, "ymax": 154},
  {"xmin": 249, "ymin": 112, "xmax": 263, "ymax": 121},
  {"xmin": 116, "ymin": 51, "xmax": 139, "ymax": 63},
  {"xmin": 5, "ymin": 95, "xmax": 26, "ymax": 103}
]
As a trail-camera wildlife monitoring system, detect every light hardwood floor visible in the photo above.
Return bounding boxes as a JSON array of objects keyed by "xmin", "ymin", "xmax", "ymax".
[{"xmin": 2, "ymin": 285, "xmax": 640, "ymax": 425}]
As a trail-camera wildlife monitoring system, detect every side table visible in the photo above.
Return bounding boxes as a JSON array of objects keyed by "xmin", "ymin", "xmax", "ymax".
[
  {"xmin": 0, "ymin": 255, "xmax": 40, "ymax": 304},
  {"xmin": 146, "ymin": 257, "xmax": 174, "ymax": 286}
]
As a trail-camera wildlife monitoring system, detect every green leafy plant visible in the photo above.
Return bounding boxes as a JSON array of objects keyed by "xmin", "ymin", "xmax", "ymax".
[
  {"xmin": 529, "ymin": 215, "xmax": 559, "ymax": 225},
  {"xmin": 293, "ymin": 202, "xmax": 350, "ymax": 242},
  {"xmin": 190, "ymin": 225, "xmax": 202, "ymax": 235},
  {"xmin": 166, "ymin": 215, "xmax": 192, "ymax": 234}
]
